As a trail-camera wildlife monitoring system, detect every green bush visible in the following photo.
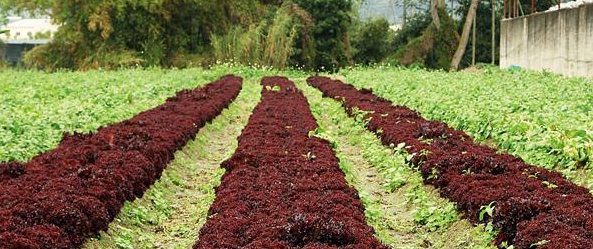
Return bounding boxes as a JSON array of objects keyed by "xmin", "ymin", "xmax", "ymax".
[
  {"xmin": 390, "ymin": 13, "xmax": 432, "ymax": 50},
  {"xmin": 351, "ymin": 18, "xmax": 392, "ymax": 65},
  {"xmin": 393, "ymin": 8, "xmax": 457, "ymax": 70},
  {"xmin": 6, "ymin": 0, "xmax": 274, "ymax": 70},
  {"xmin": 211, "ymin": 1, "xmax": 315, "ymax": 70},
  {"xmin": 4, "ymin": 0, "xmax": 359, "ymax": 71},
  {"xmin": 296, "ymin": 0, "xmax": 353, "ymax": 71}
]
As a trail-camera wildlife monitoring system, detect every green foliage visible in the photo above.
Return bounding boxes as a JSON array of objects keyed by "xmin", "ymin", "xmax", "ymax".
[
  {"xmin": 351, "ymin": 18, "xmax": 392, "ymax": 65},
  {"xmin": 4, "ymin": 0, "xmax": 273, "ymax": 70},
  {"xmin": 265, "ymin": 85, "xmax": 282, "ymax": 92},
  {"xmin": 211, "ymin": 1, "xmax": 315, "ymax": 70},
  {"xmin": 393, "ymin": 8, "xmax": 458, "ymax": 70},
  {"xmin": 407, "ymin": 176, "xmax": 460, "ymax": 231},
  {"xmin": 479, "ymin": 202, "xmax": 496, "ymax": 221},
  {"xmin": 0, "ymin": 0, "xmax": 52, "ymax": 14},
  {"xmin": 212, "ymin": 0, "xmax": 354, "ymax": 71},
  {"xmin": 301, "ymin": 79, "xmax": 497, "ymax": 248},
  {"xmin": 2, "ymin": 0, "xmax": 359, "ymax": 71},
  {"xmin": 455, "ymin": 0, "xmax": 501, "ymax": 66},
  {"xmin": 296, "ymin": 0, "xmax": 354, "ymax": 71},
  {"xmin": 392, "ymin": 28, "xmax": 433, "ymax": 67},
  {"xmin": 337, "ymin": 66, "xmax": 593, "ymax": 191},
  {"xmin": 427, "ymin": 8, "xmax": 458, "ymax": 69},
  {"xmin": 390, "ymin": 12, "xmax": 432, "ymax": 50},
  {"xmin": 530, "ymin": 240, "xmax": 550, "ymax": 248},
  {"xmin": 211, "ymin": 25, "xmax": 266, "ymax": 66},
  {"xmin": 0, "ymin": 67, "xmax": 228, "ymax": 162},
  {"xmin": 0, "ymin": 43, "xmax": 7, "ymax": 69}
]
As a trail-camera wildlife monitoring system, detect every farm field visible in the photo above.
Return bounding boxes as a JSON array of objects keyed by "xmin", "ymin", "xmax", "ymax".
[
  {"xmin": 308, "ymin": 75, "xmax": 593, "ymax": 248},
  {"xmin": 0, "ymin": 65, "xmax": 591, "ymax": 249},
  {"xmin": 335, "ymin": 66, "xmax": 593, "ymax": 191},
  {"xmin": 0, "ymin": 68, "xmax": 231, "ymax": 163}
]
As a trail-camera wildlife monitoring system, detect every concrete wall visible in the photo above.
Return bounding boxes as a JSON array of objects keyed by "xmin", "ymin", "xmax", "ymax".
[
  {"xmin": 500, "ymin": 4, "xmax": 593, "ymax": 78},
  {"xmin": 1, "ymin": 43, "xmax": 38, "ymax": 66}
]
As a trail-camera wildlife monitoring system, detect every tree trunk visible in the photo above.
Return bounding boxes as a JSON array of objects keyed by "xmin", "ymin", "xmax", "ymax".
[
  {"xmin": 403, "ymin": 0, "xmax": 407, "ymax": 28},
  {"xmin": 430, "ymin": 0, "xmax": 441, "ymax": 29},
  {"xmin": 472, "ymin": 13, "xmax": 476, "ymax": 66},
  {"xmin": 450, "ymin": 0, "xmax": 480, "ymax": 70},
  {"xmin": 492, "ymin": 0, "xmax": 496, "ymax": 64}
]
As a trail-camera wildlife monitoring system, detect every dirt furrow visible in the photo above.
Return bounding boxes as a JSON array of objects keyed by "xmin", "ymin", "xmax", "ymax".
[
  {"xmin": 84, "ymin": 80, "xmax": 261, "ymax": 249},
  {"xmin": 194, "ymin": 76, "xmax": 387, "ymax": 248},
  {"xmin": 300, "ymin": 80, "xmax": 496, "ymax": 248},
  {"xmin": 0, "ymin": 76, "xmax": 242, "ymax": 249},
  {"xmin": 307, "ymin": 76, "xmax": 593, "ymax": 249}
]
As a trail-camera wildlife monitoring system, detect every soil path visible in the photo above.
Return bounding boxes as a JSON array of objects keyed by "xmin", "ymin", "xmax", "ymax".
[
  {"xmin": 84, "ymin": 80, "xmax": 261, "ymax": 249},
  {"xmin": 298, "ymin": 79, "xmax": 494, "ymax": 249}
]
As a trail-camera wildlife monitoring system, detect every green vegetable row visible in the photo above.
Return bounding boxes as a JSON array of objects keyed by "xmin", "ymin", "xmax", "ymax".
[
  {"xmin": 0, "ymin": 65, "xmax": 307, "ymax": 163},
  {"xmin": 335, "ymin": 66, "xmax": 593, "ymax": 190},
  {"xmin": 0, "ymin": 68, "xmax": 228, "ymax": 163}
]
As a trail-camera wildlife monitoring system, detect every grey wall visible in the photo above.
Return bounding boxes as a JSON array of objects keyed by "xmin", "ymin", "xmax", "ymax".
[
  {"xmin": 1, "ymin": 43, "xmax": 40, "ymax": 66},
  {"xmin": 500, "ymin": 4, "xmax": 593, "ymax": 78}
]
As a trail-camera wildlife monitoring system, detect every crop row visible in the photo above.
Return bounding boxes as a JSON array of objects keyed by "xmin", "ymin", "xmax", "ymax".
[
  {"xmin": 300, "ymin": 81, "xmax": 498, "ymax": 248},
  {"xmin": 337, "ymin": 67, "xmax": 592, "ymax": 190},
  {"xmin": 0, "ymin": 68, "xmax": 229, "ymax": 163},
  {"xmin": 307, "ymin": 76, "xmax": 593, "ymax": 249},
  {"xmin": 0, "ymin": 76, "xmax": 242, "ymax": 249},
  {"xmin": 194, "ymin": 77, "xmax": 386, "ymax": 248}
]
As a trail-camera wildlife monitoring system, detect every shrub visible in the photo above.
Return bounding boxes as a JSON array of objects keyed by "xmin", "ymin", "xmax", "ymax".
[
  {"xmin": 393, "ymin": 8, "xmax": 458, "ymax": 70},
  {"xmin": 351, "ymin": 18, "xmax": 392, "ymax": 65},
  {"xmin": 296, "ymin": 0, "xmax": 353, "ymax": 71},
  {"xmin": 9, "ymin": 0, "xmax": 273, "ymax": 70},
  {"xmin": 211, "ymin": 1, "xmax": 315, "ymax": 70}
]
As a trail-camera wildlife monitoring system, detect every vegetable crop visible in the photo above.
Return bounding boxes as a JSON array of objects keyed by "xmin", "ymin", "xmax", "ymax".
[
  {"xmin": 0, "ymin": 68, "xmax": 226, "ymax": 163},
  {"xmin": 336, "ymin": 66, "xmax": 593, "ymax": 189}
]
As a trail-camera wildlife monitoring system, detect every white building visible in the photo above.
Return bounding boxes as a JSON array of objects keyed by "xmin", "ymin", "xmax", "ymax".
[{"xmin": 1, "ymin": 18, "xmax": 59, "ymax": 40}]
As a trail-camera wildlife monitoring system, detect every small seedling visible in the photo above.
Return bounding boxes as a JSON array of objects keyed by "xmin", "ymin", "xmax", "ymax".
[
  {"xmin": 529, "ymin": 240, "xmax": 549, "ymax": 248},
  {"xmin": 427, "ymin": 167, "xmax": 439, "ymax": 180},
  {"xmin": 419, "ymin": 136, "xmax": 434, "ymax": 144},
  {"xmin": 479, "ymin": 201, "xmax": 496, "ymax": 222},
  {"xmin": 462, "ymin": 168, "xmax": 473, "ymax": 175},
  {"xmin": 542, "ymin": 181, "xmax": 558, "ymax": 189},
  {"xmin": 265, "ymin": 85, "xmax": 281, "ymax": 91},
  {"xmin": 500, "ymin": 241, "xmax": 515, "ymax": 249},
  {"xmin": 303, "ymin": 151, "xmax": 316, "ymax": 160},
  {"xmin": 394, "ymin": 142, "xmax": 406, "ymax": 152},
  {"xmin": 420, "ymin": 149, "xmax": 431, "ymax": 156}
]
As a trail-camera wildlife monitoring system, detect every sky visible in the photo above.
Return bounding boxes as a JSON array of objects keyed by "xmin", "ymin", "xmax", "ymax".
[{"xmin": 359, "ymin": 0, "xmax": 402, "ymax": 24}]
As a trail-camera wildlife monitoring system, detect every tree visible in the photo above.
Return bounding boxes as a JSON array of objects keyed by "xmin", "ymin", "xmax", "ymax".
[
  {"xmin": 352, "ymin": 18, "xmax": 391, "ymax": 64},
  {"xmin": 4, "ymin": 0, "xmax": 277, "ymax": 69},
  {"xmin": 393, "ymin": 3, "xmax": 458, "ymax": 70},
  {"xmin": 450, "ymin": 0, "xmax": 479, "ymax": 70},
  {"xmin": 295, "ymin": 0, "xmax": 353, "ymax": 71},
  {"xmin": 210, "ymin": 1, "xmax": 316, "ymax": 70},
  {"xmin": 430, "ymin": 0, "xmax": 445, "ymax": 29}
]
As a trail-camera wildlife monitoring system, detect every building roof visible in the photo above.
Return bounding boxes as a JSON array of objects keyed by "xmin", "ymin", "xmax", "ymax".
[
  {"xmin": 547, "ymin": 0, "xmax": 593, "ymax": 11},
  {"xmin": 3, "ymin": 39, "xmax": 50, "ymax": 44},
  {"xmin": 0, "ymin": 18, "xmax": 58, "ymax": 40},
  {"xmin": 3, "ymin": 18, "xmax": 57, "ymax": 29}
]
